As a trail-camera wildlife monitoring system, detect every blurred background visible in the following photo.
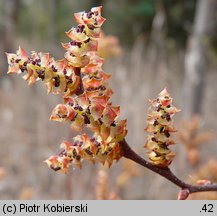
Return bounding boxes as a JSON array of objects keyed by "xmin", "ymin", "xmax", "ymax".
[{"xmin": 0, "ymin": 0, "xmax": 217, "ymax": 199}]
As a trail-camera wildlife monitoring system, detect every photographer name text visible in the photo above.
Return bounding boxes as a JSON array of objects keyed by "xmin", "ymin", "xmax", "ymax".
[{"xmin": 2, "ymin": 203, "xmax": 87, "ymax": 214}]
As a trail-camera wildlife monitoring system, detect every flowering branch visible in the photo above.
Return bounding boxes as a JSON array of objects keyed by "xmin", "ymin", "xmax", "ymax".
[
  {"xmin": 121, "ymin": 139, "xmax": 217, "ymax": 199},
  {"xmin": 6, "ymin": 6, "xmax": 217, "ymax": 200},
  {"xmin": 6, "ymin": 6, "xmax": 127, "ymax": 172}
]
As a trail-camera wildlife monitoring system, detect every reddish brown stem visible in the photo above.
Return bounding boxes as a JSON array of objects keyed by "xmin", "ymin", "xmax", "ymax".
[
  {"xmin": 74, "ymin": 67, "xmax": 84, "ymax": 95},
  {"xmin": 120, "ymin": 139, "xmax": 217, "ymax": 196}
]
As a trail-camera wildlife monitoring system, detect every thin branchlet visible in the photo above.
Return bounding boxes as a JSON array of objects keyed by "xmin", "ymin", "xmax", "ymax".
[{"xmin": 121, "ymin": 139, "xmax": 217, "ymax": 198}]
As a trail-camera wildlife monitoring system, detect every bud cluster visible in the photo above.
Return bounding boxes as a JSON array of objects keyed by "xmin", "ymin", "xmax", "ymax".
[
  {"xmin": 6, "ymin": 48, "xmax": 81, "ymax": 95},
  {"xmin": 46, "ymin": 134, "xmax": 123, "ymax": 172},
  {"xmin": 145, "ymin": 88, "xmax": 180, "ymax": 167},
  {"xmin": 6, "ymin": 7, "xmax": 127, "ymax": 173}
]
